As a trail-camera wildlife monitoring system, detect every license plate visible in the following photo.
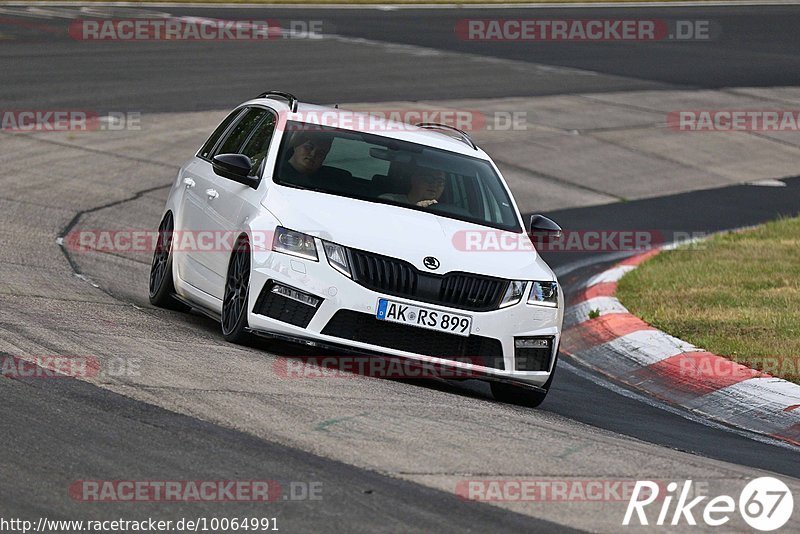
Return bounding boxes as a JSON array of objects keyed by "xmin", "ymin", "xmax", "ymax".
[{"xmin": 376, "ymin": 298, "xmax": 472, "ymax": 337}]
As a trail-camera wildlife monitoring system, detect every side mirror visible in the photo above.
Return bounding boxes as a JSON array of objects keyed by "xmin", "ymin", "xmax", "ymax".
[
  {"xmin": 529, "ymin": 214, "xmax": 562, "ymax": 239},
  {"xmin": 212, "ymin": 154, "xmax": 260, "ymax": 188}
]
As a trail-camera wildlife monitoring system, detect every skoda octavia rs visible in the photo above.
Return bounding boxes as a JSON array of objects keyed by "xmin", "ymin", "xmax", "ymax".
[{"xmin": 149, "ymin": 91, "xmax": 564, "ymax": 406}]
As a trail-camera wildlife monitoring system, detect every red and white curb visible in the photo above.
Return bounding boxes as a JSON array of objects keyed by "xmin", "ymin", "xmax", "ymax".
[{"xmin": 561, "ymin": 248, "xmax": 800, "ymax": 447}]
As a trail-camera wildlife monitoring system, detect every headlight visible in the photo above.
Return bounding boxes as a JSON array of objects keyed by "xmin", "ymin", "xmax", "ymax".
[
  {"xmin": 322, "ymin": 240, "xmax": 352, "ymax": 277},
  {"xmin": 528, "ymin": 281, "xmax": 558, "ymax": 307},
  {"xmin": 499, "ymin": 280, "xmax": 526, "ymax": 308},
  {"xmin": 272, "ymin": 227, "xmax": 318, "ymax": 261}
]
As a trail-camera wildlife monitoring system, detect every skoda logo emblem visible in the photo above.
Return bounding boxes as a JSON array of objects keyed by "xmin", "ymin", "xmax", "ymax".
[{"xmin": 423, "ymin": 256, "xmax": 440, "ymax": 270}]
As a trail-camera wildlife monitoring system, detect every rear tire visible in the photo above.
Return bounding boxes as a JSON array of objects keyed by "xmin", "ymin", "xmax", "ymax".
[
  {"xmin": 148, "ymin": 212, "xmax": 187, "ymax": 311},
  {"xmin": 222, "ymin": 236, "xmax": 252, "ymax": 344}
]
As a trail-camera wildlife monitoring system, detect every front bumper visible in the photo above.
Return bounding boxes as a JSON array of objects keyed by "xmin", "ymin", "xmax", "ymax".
[{"xmin": 247, "ymin": 250, "xmax": 563, "ymax": 387}]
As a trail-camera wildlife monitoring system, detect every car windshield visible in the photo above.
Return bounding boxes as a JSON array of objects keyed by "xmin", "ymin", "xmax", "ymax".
[{"xmin": 272, "ymin": 121, "xmax": 522, "ymax": 233}]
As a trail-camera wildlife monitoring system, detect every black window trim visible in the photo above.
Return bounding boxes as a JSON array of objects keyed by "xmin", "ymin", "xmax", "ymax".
[
  {"xmin": 210, "ymin": 107, "xmax": 264, "ymax": 162},
  {"xmin": 238, "ymin": 109, "xmax": 279, "ymax": 179},
  {"xmin": 197, "ymin": 105, "xmax": 280, "ymax": 176},
  {"xmin": 196, "ymin": 107, "xmax": 248, "ymax": 163}
]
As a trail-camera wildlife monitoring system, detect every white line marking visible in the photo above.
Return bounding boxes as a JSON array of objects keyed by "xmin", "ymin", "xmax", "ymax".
[
  {"xmin": 0, "ymin": 5, "xmax": 171, "ymax": 19},
  {"xmin": 612, "ymin": 328, "xmax": 700, "ymax": 361},
  {"xmin": 696, "ymin": 377, "xmax": 800, "ymax": 414},
  {"xmin": 26, "ymin": 6, "xmax": 96, "ymax": 19},
  {"xmin": 564, "ymin": 295, "xmax": 627, "ymax": 326},
  {"xmin": 576, "ymin": 328, "xmax": 699, "ymax": 370},
  {"xmin": 747, "ymin": 178, "xmax": 788, "ymax": 187},
  {"xmin": 585, "ymin": 264, "xmax": 635, "ymax": 285},
  {"xmin": 0, "ymin": 6, "xmax": 56, "ymax": 19}
]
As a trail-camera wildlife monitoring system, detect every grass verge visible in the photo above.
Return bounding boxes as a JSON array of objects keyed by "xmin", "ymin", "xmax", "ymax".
[{"xmin": 617, "ymin": 216, "xmax": 800, "ymax": 384}]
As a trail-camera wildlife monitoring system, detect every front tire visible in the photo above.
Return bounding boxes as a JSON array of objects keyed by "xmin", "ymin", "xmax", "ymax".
[
  {"xmin": 490, "ymin": 382, "xmax": 549, "ymax": 408},
  {"xmin": 222, "ymin": 236, "xmax": 252, "ymax": 344},
  {"xmin": 149, "ymin": 212, "xmax": 186, "ymax": 310},
  {"xmin": 490, "ymin": 352, "xmax": 558, "ymax": 408}
]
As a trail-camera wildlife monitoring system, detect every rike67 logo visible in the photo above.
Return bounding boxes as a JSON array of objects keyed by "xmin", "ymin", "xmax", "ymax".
[{"xmin": 623, "ymin": 477, "xmax": 794, "ymax": 531}]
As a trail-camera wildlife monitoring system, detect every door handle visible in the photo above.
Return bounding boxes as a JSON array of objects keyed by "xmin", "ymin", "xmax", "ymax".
[
  {"xmin": 183, "ymin": 177, "xmax": 195, "ymax": 189},
  {"xmin": 205, "ymin": 189, "xmax": 219, "ymax": 200}
]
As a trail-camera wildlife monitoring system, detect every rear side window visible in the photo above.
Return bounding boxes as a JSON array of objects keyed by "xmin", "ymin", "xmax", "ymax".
[
  {"xmin": 214, "ymin": 108, "xmax": 270, "ymax": 157},
  {"xmin": 198, "ymin": 109, "xmax": 243, "ymax": 160}
]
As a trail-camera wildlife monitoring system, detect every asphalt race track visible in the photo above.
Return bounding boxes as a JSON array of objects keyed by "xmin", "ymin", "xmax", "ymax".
[
  {"xmin": 2, "ymin": 4, "xmax": 800, "ymax": 111},
  {"xmin": 1, "ymin": 3, "xmax": 800, "ymax": 532}
]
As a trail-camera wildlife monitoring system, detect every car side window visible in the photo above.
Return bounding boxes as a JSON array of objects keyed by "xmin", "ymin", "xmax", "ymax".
[
  {"xmin": 198, "ymin": 109, "xmax": 244, "ymax": 160},
  {"xmin": 239, "ymin": 112, "xmax": 277, "ymax": 176},
  {"xmin": 213, "ymin": 108, "xmax": 269, "ymax": 158}
]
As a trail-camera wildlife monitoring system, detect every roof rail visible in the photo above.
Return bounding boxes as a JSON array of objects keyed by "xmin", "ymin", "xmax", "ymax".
[
  {"xmin": 256, "ymin": 91, "xmax": 298, "ymax": 112},
  {"xmin": 415, "ymin": 123, "xmax": 477, "ymax": 150}
]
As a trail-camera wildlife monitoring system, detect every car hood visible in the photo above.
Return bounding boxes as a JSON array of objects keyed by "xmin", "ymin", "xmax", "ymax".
[{"xmin": 263, "ymin": 186, "xmax": 556, "ymax": 281}]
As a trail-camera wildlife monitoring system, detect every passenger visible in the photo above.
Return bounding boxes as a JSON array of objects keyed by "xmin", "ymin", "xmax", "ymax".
[{"xmin": 380, "ymin": 166, "xmax": 446, "ymax": 208}]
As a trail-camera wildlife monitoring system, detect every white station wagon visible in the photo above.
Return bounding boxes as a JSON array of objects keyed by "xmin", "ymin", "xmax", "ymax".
[{"xmin": 149, "ymin": 91, "xmax": 564, "ymax": 406}]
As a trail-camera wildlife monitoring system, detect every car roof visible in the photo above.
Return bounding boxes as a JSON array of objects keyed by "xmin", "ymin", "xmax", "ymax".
[{"xmin": 242, "ymin": 98, "xmax": 492, "ymax": 160}]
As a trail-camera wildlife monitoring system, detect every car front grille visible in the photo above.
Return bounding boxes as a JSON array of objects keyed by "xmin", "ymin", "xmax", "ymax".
[
  {"xmin": 320, "ymin": 310, "xmax": 505, "ymax": 369},
  {"xmin": 348, "ymin": 248, "xmax": 508, "ymax": 312}
]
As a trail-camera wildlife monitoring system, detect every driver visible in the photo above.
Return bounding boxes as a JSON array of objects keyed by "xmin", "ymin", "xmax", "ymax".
[{"xmin": 280, "ymin": 131, "xmax": 334, "ymax": 184}]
